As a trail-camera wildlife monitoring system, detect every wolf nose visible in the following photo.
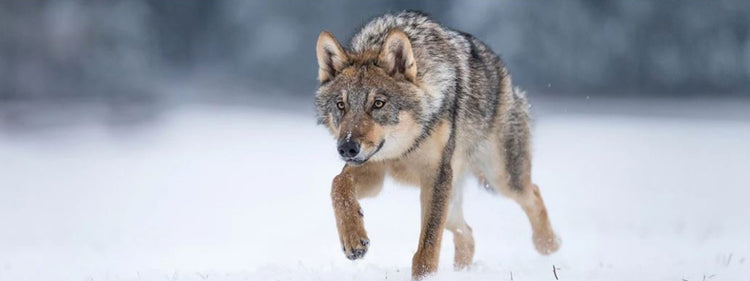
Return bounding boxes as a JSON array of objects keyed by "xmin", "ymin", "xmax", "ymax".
[{"xmin": 338, "ymin": 140, "xmax": 360, "ymax": 159}]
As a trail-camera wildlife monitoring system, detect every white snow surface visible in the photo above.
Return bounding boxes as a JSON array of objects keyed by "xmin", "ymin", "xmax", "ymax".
[{"xmin": 1, "ymin": 102, "xmax": 749, "ymax": 281}]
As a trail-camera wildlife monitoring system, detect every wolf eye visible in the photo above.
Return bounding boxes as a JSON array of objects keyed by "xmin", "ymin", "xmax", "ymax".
[
  {"xmin": 373, "ymin": 100, "xmax": 385, "ymax": 109},
  {"xmin": 336, "ymin": 101, "xmax": 345, "ymax": 110}
]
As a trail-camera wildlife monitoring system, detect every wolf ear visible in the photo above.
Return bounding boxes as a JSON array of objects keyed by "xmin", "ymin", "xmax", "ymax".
[
  {"xmin": 316, "ymin": 31, "xmax": 348, "ymax": 84},
  {"xmin": 378, "ymin": 30, "xmax": 417, "ymax": 82}
]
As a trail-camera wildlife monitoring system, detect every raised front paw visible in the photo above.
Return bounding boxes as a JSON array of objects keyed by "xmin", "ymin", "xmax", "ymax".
[{"xmin": 340, "ymin": 224, "xmax": 369, "ymax": 260}]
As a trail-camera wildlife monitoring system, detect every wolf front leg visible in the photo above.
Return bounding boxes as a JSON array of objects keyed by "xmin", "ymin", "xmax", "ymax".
[
  {"xmin": 412, "ymin": 161, "xmax": 454, "ymax": 279},
  {"xmin": 331, "ymin": 164, "xmax": 384, "ymax": 260}
]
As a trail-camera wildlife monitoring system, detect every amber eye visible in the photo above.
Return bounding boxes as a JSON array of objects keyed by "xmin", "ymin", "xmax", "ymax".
[
  {"xmin": 373, "ymin": 100, "xmax": 385, "ymax": 109},
  {"xmin": 336, "ymin": 101, "xmax": 345, "ymax": 110}
]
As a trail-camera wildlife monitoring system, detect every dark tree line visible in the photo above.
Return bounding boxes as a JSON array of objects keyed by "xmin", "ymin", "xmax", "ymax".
[{"xmin": 0, "ymin": 0, "xmax": 747, "ymax": 103}]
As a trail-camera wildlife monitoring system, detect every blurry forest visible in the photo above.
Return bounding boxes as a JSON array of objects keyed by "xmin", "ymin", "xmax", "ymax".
[{"xmin": 0, "ymin": 0, "xmax": 748, "ymax": 106}]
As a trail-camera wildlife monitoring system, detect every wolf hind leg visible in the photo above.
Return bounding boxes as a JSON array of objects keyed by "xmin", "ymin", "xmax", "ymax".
[
  {"xmin": 475, "ymin": 134, "xmax": 560, "ymax": 255},
  {"xmin": 445, "ymin": 183, "xmax": 475, "ymax": 270},
  {"xmin": 513, "ymin": 182, "xmax": 560, "ymax": 254}
]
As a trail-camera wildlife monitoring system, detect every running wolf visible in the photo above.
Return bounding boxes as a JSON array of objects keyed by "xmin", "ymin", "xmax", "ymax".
[{"xmin": 314, "ymin": 11, "xmax": 560, "ymax": 279}]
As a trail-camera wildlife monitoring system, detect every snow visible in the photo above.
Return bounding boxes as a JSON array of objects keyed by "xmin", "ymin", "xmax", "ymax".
[{"xmin": 1, "ymin": 101, "xmax": 749, "ymax": 281}]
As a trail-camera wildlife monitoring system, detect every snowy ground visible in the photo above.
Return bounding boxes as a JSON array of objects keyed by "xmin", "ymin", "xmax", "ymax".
[{"xmin": 1, "ymin": 98, "xmax": 749, "ymax": 281}]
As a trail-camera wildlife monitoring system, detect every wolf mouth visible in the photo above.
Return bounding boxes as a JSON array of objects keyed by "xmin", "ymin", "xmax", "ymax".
[{"xmin": 347, "ymin": 140, "xmax": 385, "ymax": 165}]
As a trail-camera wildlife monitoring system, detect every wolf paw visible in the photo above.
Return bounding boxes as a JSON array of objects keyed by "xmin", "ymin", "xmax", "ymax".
[
  {"xmin": 341, "ymin": 226, "xmax": 369, "ymax": 260},
  {"xmin": 533, "ymin": 232, "xmax": 561, "ymax": 255},
  {"xmin": 411, "ymin": 250, "xmax": 438, "ymax": 280}
]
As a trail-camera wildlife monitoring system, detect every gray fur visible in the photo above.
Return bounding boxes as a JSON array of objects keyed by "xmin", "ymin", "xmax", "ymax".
[
  {"xmin": 349, "ymin": 11, "xmax": 530, "ymax": 191},
  {"xmin": 316, "ymin": 11, "xmax": 533, "ymax": 191}
]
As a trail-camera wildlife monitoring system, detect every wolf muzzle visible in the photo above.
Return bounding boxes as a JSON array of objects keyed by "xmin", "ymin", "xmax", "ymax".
[{"xmin": 337, "ymin": 139, "xmax": 361, "ymax": 160}]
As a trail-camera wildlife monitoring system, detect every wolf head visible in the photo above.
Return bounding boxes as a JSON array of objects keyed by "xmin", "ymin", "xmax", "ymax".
[{"xmin": 315, "ymin": 30, "xmax": 426, "ymax": 165}]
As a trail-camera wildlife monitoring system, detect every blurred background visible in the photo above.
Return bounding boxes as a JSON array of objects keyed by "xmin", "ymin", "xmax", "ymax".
[
  {"xmin": 0, "ymin": 0, "xmax": 748, "ymax": 129},
  {"xmin": 1, "ymin": 1, "xmax": 749, "ymax": 281}
]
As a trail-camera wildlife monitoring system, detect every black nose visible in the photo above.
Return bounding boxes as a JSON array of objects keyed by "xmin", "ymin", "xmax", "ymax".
[{"xmin": 338, "ymin": 140, "xmax": 360, "ymax": 159}]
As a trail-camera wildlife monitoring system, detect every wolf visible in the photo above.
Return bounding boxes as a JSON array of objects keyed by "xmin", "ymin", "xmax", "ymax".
[{"xmin": 314, "ymin": 11, "xmax": 560, "ymax": 279}]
